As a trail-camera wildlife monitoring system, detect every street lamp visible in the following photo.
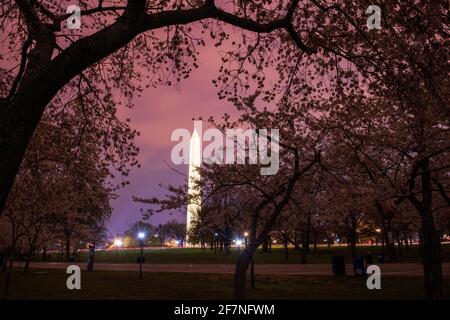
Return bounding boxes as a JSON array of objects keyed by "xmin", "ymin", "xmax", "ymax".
[
  {"xmin": 244, "ymin": 232, "xmax": 249, "ymax": 248},
  {"xmin": 113, "ymin": 238, "xmax": 123, "ymax": 247},
  {"xmin": 87, "ymin": 244, "xmax": 95, "ymax": 271},
  {"xmin": 243, "ymin": 233, "xmax": 255, "ymax": 289},
  {"xmin": 236, "ymin": 239, "xmax": 242, "ymax": 254},
  {"xmin": 213, "ymin": 232, "xmax": 218, "ymax": 255},
  {"xmin": 137, "ymin": 232, "xmax": 146, "ymax": 278}
]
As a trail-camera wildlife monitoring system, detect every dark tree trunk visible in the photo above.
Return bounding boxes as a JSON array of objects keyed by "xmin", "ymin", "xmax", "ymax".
[
  {"xmin": 233, "ymin": 156, "xmax": 305, "ymax": 300},
  {"xmin": 404, "ymin": 235, "xmax": 409, "ymax": 249},
  {"xmin": 233, "ymin": 242, "xmax": 258, "ymax": 300},
  {"xmin": 0, "ymin": 93, "xmax": 48, "ymax": 215},
  {"xmin": 300, "ymin": 216, "xmax": 311, "ymax": 263},
  {"xmin": 24, "ymin": 235, "xmax": 39, "ymax": 274},
  {"xmin": 348, "ymin": 234, "xmax": 357, "ymax": 258},
  {"xmin": 396, "ymin": 234, "xmax": 403, "ymax": 257},
  {"xmin": 419, "ymin": 207, "xmax": 443, "ymax": 299},
  {"xmin": 250, "ymin": 259, "xmax": 255, "ymax": 289},
  {"xmin": 300, "ymin": 235, "xmax": 310, "ymax": 264},
  {"xmin": 65, "ymin": 238, "xmax": 71, "ymax": 261},
  {"xmin": 313, "ymin": 232, "xmax": 318, "ymax": 252},
  {"xmin": 262, "ymin": 236, "xmax": 269, "ymax": 253},
  {"xmin": 23, "ymin": 251, "xmax": 32, "ymax": 274},
  {"xmin": 385, "ymin": 226, "xmax": 397, "ymax": 263},
  {"xmin": 284, "ymin": 240, "xmax": 289, "ymax": 261},
  {"xmin": 42, "ymin": 247, "xmax": 47, "ymax": 261},
  {"xmin": 294, "ymin": 237, "xmax": 299, "ymax": 250},
  {"xmin": 412, "ymin": 158, "xmax": 443, "ymax": 299},
  {"xmin": 375, "ymin": 201, "xmax": 397, "ymax": 262},
  {"xmin": 300, "ymin": 245, "xmax": 308, "ymax": 264}
]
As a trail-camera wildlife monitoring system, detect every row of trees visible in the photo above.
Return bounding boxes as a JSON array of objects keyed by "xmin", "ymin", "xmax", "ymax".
[
  {"xmin": 123, "ymin": 219, "xmax": 186, "ymax": 247},
  {"xmin": 0, "ymin": 100, "xmax": 115, "ymax": 265},
  {"xmin": 0, "ymin": 0, "xmax": 448, "ymax": 301},
  {"xmin": 134, "ymin": 0, "xmax": 449, "ymax": 300},
  {"xmin": 0, "ymin": 94, "xmax": 134, "ymax": 296},
  {"xmin": 145, "ymin": 86, "xmax": 450, "ymax": 299}
]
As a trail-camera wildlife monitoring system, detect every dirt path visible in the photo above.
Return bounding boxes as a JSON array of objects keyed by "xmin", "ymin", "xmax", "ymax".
[{"xmin": 14, "ymin": 261, "xmax": 450, "ymax": 276}]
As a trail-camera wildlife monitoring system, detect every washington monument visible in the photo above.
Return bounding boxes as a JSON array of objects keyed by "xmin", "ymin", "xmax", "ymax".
[{"xmin": 186, "ymin": 126, "xmax": 201, "ymax": 245}]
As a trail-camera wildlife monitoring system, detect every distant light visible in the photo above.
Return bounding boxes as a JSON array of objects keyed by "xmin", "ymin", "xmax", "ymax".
[
  {"xmin": 244, "ymin": 232, "xmax": 249, "ymax": 237},
  {"xmin": 175, "ymin": 240, "xmax": 180, "ymax": 245},
  {"xmin": 375, "ymin": 228, "xmax": 381, "ymax": 233},
  {"xmin": 138, "ymin": 232, "xmax": 146, "ymax": 240},
  {"xmin": 272, "ymin": 240, "xmax": 277, "ymax": 244},
  {"xmin": 214, "ymin": 233, "xmax": 218, "ymax": 236},
  {"xmin": 236, "ymin": 240, "xmax": 242, "ymax": 246},
  {"xmin": 114, "ymin": 238, "xmax": 123, "ymax": 247}
]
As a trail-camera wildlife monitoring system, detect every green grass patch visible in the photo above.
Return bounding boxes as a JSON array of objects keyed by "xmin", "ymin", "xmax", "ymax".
[{"xmin": 44, "ymin": 243, "xmax": 450, "ymax": 265}]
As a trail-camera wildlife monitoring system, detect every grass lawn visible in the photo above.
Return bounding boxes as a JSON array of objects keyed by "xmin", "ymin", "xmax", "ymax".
[
  {"xmin": 46, "ymin": 243, "xmax": 450, "ymax": 265},
  {"xmin": 1, "ymin": 269, "xmax": 449, "ymax": 300}
]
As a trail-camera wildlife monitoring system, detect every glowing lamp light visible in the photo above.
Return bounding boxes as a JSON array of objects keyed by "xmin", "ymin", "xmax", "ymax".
[
  {"xmin": 114, "ymin": 238, "xmax": 123, "ymax": 247},
  {"xmin": 138, "ymin": 232, "xmax": 146, "ymax": 240},
  {"xmin": 375, "ymin": 228, "xmax": 381, "ymax": 233},
  {"xmin": 244, "ymin": 232, "xmax": 249, "ymax": 237},
  {"xmin": 175, "ymin": 240, "xmax": 180, "ymax": 245},
  {"xmin": 236, "ymin": 240, "xmax": 242, "ymax": 246}
]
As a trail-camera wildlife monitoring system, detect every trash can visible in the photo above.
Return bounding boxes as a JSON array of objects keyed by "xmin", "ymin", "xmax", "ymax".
[
  {"xmin": 137, "ymin": 257, "xmax": 146, "ymax": 263},
  {"xmin": 352, "ymin": 256, "xmax": 366, "ymax": 276},
  {"xmin": 377, "ymin": 252, "xmax": 385, "ymax": 264},
  {"xmin": 365, "ymin": 252, "xmax": 373, "ymax": 264},
  {"xmin": 332, "ymin": 255, "xmax": 346, "ymax": 276},
  {"xmin": 1, "ymin": 254, "xmax": 8, "ymax": 272},
  {"xmin": 87, "ymin": 245, "xmax": 95, "ymax": 271}
]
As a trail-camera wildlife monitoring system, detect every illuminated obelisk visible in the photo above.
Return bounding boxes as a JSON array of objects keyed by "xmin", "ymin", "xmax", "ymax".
[{"xmin": 186, "ymin": 126, "xmax": 201, "ymax": 245}]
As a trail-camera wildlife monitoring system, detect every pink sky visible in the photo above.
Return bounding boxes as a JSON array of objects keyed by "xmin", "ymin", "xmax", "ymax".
[{"xmin": 108, "ymin": 41, "xmax": 240, "ymax": 235}]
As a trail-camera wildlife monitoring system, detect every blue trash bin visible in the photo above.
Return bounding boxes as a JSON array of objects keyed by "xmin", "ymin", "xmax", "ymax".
[{"xmin": 352, "ymin": 256, "xmax": 366, "ymax": 276}]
